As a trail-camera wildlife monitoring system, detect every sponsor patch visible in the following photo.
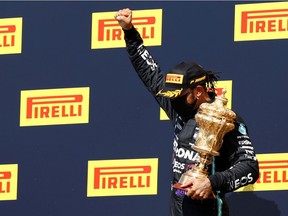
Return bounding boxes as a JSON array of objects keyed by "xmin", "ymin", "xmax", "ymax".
[
  {"xmin": 166, "ymin": 74, "xmax": 184, "ymax": 84},
  {"xmin": 238, "ymin": 123, "xmax": 247, "ymax": 135}
]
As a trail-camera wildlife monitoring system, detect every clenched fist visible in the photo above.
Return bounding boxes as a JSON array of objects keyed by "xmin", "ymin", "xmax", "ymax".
[{"xmin": 114, "ymin": 8, "xmax": 133, "ymax": 30}]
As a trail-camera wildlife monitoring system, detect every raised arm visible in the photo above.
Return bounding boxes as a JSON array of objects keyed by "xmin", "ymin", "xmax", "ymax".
[{"xmin": 115, "ymin": 8, "xmax": 177, "ymax": 123}]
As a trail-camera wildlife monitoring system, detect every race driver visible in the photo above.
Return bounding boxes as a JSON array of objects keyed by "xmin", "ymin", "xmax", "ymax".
[{"xmin": 114, "ymin": 8, "xmax": 259, "ymax": 216}]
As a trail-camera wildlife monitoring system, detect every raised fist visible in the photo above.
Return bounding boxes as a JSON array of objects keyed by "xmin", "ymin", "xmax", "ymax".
[{"xmin": 114, "ymin": 8, "xmax": 133, "ymax": 30}]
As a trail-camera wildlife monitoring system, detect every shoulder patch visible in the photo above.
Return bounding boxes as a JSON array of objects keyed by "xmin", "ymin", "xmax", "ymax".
[{"xmin": 238, "ymin": 123, "xmax": 247, "ymax": 135}]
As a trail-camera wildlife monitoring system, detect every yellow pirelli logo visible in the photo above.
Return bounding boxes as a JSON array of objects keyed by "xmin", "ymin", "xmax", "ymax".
[
  {"xmin": 166, "ymin": 74, "xmax": 184, "ymax": 84},
  {"xmin": 237, "ymin": 153, "xmax": 288, "ymax": 192},
  {"xmin": 91, "ymin": 9, "xmax": 162, "ymax": 49},
  {"xmin": 0, "ymin": 17, "xmax": 22, "ymax": 55},
  {"xmin": 0, "ymin": 164, "xmax": 18, "ymax": 201},
  {"xmin": 234, "ymin": 2, "xmax": 288, "ymax": 41},
  {"xmin": 160, "ymin": 80, "xmax": 232, "ymax": 120},
  {"xmin": 87, "ymin": 158, "xmax": 158, "ymax": 197},
  {"xmin": 20, "ymin": 87, "xmax": 90, "ymax": 127}
]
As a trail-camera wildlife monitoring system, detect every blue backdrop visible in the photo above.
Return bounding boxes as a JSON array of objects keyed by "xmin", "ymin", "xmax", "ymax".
[{"xmin": 0, "ymin": 1, "xmax": 287, "ymax": 216}]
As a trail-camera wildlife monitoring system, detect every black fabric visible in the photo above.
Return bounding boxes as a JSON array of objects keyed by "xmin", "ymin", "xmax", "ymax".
[{"xmin": 182, "ymin": 196, "xmax": 229, "ymax": 216}]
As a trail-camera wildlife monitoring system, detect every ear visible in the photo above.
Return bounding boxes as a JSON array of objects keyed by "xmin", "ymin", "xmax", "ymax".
[{"xmin": 195, "ymin": 85, "xmax": 204, "ymax": 98}]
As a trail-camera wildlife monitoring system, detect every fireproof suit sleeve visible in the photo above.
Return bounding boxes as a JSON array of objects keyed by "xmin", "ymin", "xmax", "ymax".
[
  {"xmin": 123, "ymin": 26, "xmax": 177, "ymax": 124},
  {"xmin": 208, "ymin": 116, "xmax": 260, "ymax": 193}
]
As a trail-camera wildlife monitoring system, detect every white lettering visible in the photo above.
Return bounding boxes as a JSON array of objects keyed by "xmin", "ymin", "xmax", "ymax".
[
  {"xmin": 238, "ymin": 140, "xmax": 252, "ymax": 145},
  {"xmin": 172, "ymin": 159, "xmax": 185, "ymax": 170},
  {"xmin": 174, "ymin": 147, "xmax": 199, "ymax": 161},
  {"xmin": 229, "ymin": 173, "xmax": 254, "ymax": 190},
  {"xmin": 140, "ymin": 50, "xmax": 157, "ymax": 71},
  {"xmin": 245, "ymin": 150, "xmax": 255, "ymax": 155}
]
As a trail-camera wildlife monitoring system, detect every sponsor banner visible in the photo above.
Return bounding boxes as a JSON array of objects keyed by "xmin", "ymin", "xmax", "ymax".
[
  {"xmin": 87, "ymin": 158, "xmax": 158, "ymax": 197},
  {"xmin": 0, "ymin": 17, "xmax": 22, "ymax": 55},
  {"xmin": 234, "ymin": 2, "xmax": 288, "ymax": 41},
  {"xmin": 237, "ymin": 153, "xmax": 288, "ymax": 192},
  {"xmin": 160, "ymin": 80, "xmax": 233, "ymax": 120},
  {"xmin": 91, "ymin": 9, "xmax": 162, "ymax": 49},
  {"xmin": 20, "ymin": 87, "xmax": 90, "ymax": 127},
  {"xmin": 0, "ymin": 164, "xmax": 18, "ymax": 201}
]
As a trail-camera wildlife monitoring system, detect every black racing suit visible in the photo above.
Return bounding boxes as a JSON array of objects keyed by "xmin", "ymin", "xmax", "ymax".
[{"xmin": 123, "ymin": 27, "xmax": 259, "ymax": 216}]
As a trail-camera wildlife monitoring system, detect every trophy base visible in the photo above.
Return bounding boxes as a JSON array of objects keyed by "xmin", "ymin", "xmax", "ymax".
[
  {"xmin": 173, "ymin": 183, "xmax": 189, "ymax": 191},
  {"xmin": 172, "ymin": 169, "xmax": 208, "ymax": 191},
  {"xmin": 173, "ymin": 183, "xmax": 216, "ymax": 199}
]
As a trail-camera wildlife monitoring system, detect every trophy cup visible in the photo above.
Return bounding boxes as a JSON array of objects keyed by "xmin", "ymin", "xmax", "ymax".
[{"xmin": 173, "ymin": 88, "xmax": 236, "ymax": 192}]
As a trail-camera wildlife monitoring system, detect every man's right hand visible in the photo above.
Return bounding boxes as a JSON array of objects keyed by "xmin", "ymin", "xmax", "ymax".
[{"xmin": 114, "ymin": 8, "xmax": 133, "ymax": 30}]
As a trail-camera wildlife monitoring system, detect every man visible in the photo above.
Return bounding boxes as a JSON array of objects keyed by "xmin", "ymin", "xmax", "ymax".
[{"xmin": 114, "ymin": 8, "xmax": 259, "ymax": 216}]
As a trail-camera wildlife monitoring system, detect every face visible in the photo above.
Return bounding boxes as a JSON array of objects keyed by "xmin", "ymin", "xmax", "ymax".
[
  {"xmin": 186, "ymin": 88, "xmax": 198, "ymax": 105},
  {"xmin": 171, "ymin": 88, "xmax": 199, "ymax": 120}
]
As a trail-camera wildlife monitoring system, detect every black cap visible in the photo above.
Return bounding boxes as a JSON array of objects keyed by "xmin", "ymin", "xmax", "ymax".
[{"xmin": 157, "ymin": 62, "xmax": 208, "ymax": 99}]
